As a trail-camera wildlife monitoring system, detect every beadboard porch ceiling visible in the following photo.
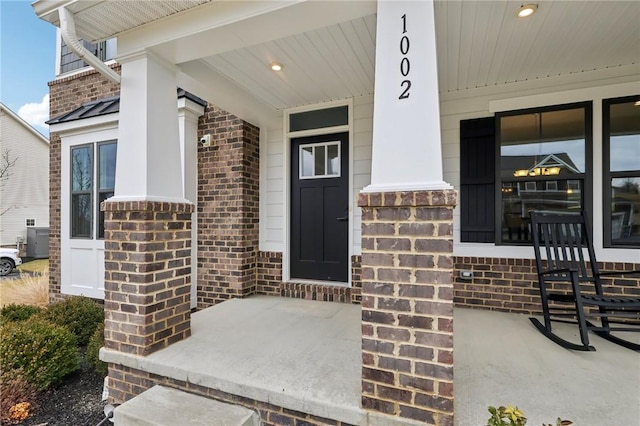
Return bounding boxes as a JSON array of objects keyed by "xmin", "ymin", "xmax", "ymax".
[{"xmin": 35, "ymin": 1, "xmax": 640, "ymax": 110}]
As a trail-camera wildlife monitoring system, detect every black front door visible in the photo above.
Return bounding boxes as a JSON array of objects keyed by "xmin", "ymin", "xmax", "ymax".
[{"xmin": 291, "ymin": 132, "xmax": 349, "ymax": 282}]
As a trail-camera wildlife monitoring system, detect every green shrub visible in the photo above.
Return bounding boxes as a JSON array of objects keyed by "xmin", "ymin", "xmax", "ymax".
[
  {"xmin": 0, "ymin": 318, "xmax": 79, "ymax": 391},
  {"xmin": 39, "ymin": 296, "xmax": 104, "ymax": 346},
  {"xmin": 0, "ymin": 304, "xmax": 44, "ymax": 325},
  {"xmin": 86, "ymin": 322, "xmax": 108, "ymax": 376}
]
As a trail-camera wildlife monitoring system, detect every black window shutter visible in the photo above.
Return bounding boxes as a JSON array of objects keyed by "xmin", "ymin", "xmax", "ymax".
[{"xmin": 460, "ymin": 117, "xmax": 495, "ymax": 243}]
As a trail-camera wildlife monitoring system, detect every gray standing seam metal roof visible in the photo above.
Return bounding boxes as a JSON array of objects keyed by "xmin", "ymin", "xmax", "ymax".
[{"xmin": 47, "ymin": 89, "xmax": 207, "ymax": 125}]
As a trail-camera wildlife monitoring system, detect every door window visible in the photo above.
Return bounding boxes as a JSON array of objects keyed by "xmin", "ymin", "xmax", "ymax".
[{"xmin": 299, "ymin": 142, "xmax": 341, "ymax": 179}]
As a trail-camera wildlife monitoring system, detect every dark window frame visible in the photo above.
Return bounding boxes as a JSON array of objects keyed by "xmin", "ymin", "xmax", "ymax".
[
  {"xmin": 70, "ymin": 144, "xmax": 94, "ymax": 239},
  {"xmin": 70, "ymin": 141, "xmax": 117, "ymax": 240},
  {"xmin": 494, "ymin": 101, "xmax": 593, "ymax": 245},
  {"xmin": 97, "ymin": 141, "xmax": 117, "ymax": 240},
  {"xmin": 602, "ymin": 95, "xmax": 640, "ymax": 248}
]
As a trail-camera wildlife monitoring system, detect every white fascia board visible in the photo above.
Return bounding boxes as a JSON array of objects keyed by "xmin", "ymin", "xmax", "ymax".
[
  {"xmin": 49, "ymin": 113, "xmax": 119, "ymax": 137},
  {"xmin": 178, "ymin": 60, "xmax": 280, "ymax": 129},
  {"xmin": 117, "ymin": 1, "xmax": 376, "ymax": 64}
]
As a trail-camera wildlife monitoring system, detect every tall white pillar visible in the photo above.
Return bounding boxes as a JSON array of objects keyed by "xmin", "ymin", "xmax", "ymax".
[
  {"xmin": 178, "ymin": 96, "xmax": 205, "ymax": 309},
  {"xmin": 112, "ymin": 51, "xmax": 187, "ymax": 203},
  {"xmin": 365, "ymin": 0, "xmax": 451, "ymax": 192}
]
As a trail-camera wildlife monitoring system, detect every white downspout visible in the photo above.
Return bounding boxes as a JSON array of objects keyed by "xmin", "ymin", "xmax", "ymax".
[{"xmin": 58, "ymin": 7, "xmax": 121, "ymax": 85}]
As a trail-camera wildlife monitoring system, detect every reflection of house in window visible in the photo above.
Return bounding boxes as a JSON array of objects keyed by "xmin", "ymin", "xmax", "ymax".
[{"xmin": 504, "ymin": 153, "xmax": 581, "ymax": 179}]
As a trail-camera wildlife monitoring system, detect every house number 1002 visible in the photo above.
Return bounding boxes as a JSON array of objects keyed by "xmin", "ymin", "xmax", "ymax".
[{"xmin": 399, "ymin": 14, "xmax": 411, "ymax": 100}]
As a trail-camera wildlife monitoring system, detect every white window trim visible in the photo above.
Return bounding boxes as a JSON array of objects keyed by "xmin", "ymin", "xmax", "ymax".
[
  {"xmin": 53, "ymin": 115, "xmax": 118, "ymax": 300},
  {"xmin": 457, "ymin": 80, "xmax": 639, "ymax": 263},
  {"xmin": 26, "ymin": 219, "xmax": 36, "ymax": 227}
]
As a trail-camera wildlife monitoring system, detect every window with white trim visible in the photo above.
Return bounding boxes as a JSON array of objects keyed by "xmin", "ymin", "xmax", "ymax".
[
  {"xmin": 70, "ymin": 141, "xmax": 116, "ymax": 239},
  {"xmin": 26, "ymin": 219, "xmax": 36, "ymax": 227}
]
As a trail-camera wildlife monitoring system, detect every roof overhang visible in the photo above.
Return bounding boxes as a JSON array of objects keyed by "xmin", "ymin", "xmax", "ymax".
[{"xmin": 33, "ymin": 1, "xmax": 640, "ymax": 126}]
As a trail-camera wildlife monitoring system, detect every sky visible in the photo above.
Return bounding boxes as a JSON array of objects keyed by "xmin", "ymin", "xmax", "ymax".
[{"xmin": 1, "ymin": 0, "xmax": 56, "ymax": 136}]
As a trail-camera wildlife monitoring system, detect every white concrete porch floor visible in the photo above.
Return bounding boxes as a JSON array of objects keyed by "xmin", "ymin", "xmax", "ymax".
[{"xmin": 103, "ymin": 296, "xmax": 640, "ymax": 426}]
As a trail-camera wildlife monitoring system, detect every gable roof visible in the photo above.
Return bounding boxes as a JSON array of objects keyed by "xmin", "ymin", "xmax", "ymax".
[{"xmin": 0, "ymin": 103, "xmax": 50, "ymax": 145}]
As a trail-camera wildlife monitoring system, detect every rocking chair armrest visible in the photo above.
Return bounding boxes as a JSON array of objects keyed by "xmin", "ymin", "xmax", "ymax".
[{"xmin": 597, "ymin": 269, "xmax": 640, "ymax": 278}]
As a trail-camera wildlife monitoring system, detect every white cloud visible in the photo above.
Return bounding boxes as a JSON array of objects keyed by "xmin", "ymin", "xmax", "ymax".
[{"xmin": 18, "ymin": 94, "xmax": 49, "ymax": 134}]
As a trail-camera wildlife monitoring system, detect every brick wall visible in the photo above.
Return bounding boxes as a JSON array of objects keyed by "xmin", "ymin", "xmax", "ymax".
[
  {"xmin": 108, "ymin": 364, "xmax": 352, "ymax": 426},
  {"xmin": 359, "ymin": 190, "xmax": 456, "ymax": 426},
  {"xmin": 103, "ymin": 201, "xmax": 193, "ymax": 356},
  {"xmin": 196, "ymin": 106, "xmax": 260, "ymax": 308},
  {"xmin": 48, "ymin": 66, "xmax": 121, "ymax": 303},
  {"xmin": 256, "ymin": 252, "xmax": 363, "ymax": 304},
  {"xmin": 453, "ymin": 257, "xmax": 640, "ymax": 314}
]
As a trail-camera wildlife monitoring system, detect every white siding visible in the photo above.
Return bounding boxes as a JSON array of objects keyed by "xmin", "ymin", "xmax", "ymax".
[
  {"xmin": 260, "ymin": 126, "xmax": 285, "ymax": 252},
  {"xmin": 352, "ymin": 95, "xmax": 374, "ymax": 255},
  {"xmin": 440, "ymin": 66, "xmax": 640, "ymax": 263},
  {"xmin": 0, "ymin": 109, "xmax": 49, "ymax": 248}
]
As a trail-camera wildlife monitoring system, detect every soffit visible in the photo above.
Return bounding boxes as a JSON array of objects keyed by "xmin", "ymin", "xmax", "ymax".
[
  {"xmin": 34, "ymin": 0, "xmax": 210, "ymax": 42},
  {"xmin": 35, "ymin": 1, "xmax": 640, "ymax": 111},
  {"xmin": 195, "ymin": 0, "xmax": 639, "ymax": 110}
]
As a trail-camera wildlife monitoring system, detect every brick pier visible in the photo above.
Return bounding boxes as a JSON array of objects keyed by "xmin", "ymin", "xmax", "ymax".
[
  {"xmin": 103, "ymin": 201, "xmax": 194, "ymax": 358},
  {"xmin": 359, "ymin": 190, "xmax": 456, "ymax": 426}
]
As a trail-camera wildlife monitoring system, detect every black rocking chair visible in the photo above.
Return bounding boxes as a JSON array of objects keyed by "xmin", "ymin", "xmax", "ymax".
[{"xmin": 529, "ymin": 210, "xmax": 640, "ymax": 351}]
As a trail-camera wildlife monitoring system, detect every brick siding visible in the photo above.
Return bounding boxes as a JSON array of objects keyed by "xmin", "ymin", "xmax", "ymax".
[
  {"xmin": 107, "ymin": 364, "xmax": 353, "ymax": 426},
  {"xmin": 48, "ymin": 66, "xmax": 121, "ymax": 303},
  {"xmin": 196, "ymin": 106, "xmax": 260, "ymax": 308},
  {"xmin": 453, "ymin": 257, "xmax": 640, "ymax": 314},
  {"xmin": 256, "ymin": 252, "xmax": 363, "ymax": 304},
  {"xmin": 103, "ymin": 201, "xmax": 193, "ymax": 356},
  {"xmin": 359, "ymin": 190, "xmax": 456, "ymax": 426}
]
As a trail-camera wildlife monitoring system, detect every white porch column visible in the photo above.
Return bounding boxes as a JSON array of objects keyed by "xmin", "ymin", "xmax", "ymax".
[
  {"xmin": 113, "ymin": 51, "xmax": 187, "ymax": 203},
  {"xmin": 365, "ymin": 0, "xmax": 451, "ymax": 192},
  {"xmin": 360, "ymin": 2, "xmax": 456, "ymax": 424},
  {"xmin": 178, "ymin": 97, "xmax": 205, "ymax": 309}
]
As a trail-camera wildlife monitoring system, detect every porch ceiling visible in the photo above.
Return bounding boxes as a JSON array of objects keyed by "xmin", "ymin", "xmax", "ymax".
[{"xmin": 35, "ymin": 1, "xmax": 640, "ymax": 113}]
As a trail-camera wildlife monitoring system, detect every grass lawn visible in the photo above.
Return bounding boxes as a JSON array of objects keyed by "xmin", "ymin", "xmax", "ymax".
[{"xmin": 17, "ymin": 258, "xmax": 49, "ymax": 274}]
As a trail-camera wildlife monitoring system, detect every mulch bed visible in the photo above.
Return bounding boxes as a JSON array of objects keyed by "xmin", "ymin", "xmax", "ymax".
[{"xmin": 20, "ymin": 358, "xmax": 107, "ymax": 426}]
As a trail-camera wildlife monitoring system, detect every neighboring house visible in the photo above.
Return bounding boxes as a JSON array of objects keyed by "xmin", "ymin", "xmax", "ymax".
[
  {"xmin": 0, "ymin": 103, "xmax": 49, "ymax": 253},
  {"xmin": 34, "ymin": 1, "xmax": 639, "ymax": 425}
]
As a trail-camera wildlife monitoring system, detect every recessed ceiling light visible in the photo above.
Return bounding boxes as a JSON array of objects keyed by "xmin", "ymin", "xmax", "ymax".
[
  {"xmin": 270, "ymin": 62, "xmax": 283, "ymax": 72},
  {"xmin": 517, "ymin": 4, "xmax": 537, "ymax": 18}
]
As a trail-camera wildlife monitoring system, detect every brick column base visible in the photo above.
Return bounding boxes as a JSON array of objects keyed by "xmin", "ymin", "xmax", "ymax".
[
  {"xmin": 359, "ymin": 190, "xmax": 456, "ymax": 426},
  {"xmin": 103, "ymin": 201, "xmax": 194, "ymax": 357}
]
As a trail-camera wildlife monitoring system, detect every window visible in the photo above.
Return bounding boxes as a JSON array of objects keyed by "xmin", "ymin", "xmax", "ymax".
[
  {"xmin": 603, "ymin": 95, "xmax": 640, "ymax": 247},
  {"xmin": 289, "ymin": 106, "xmax": 348, "ymax": 132},
  {"xmin": 300, "ymin": 142, "xmax": 341, "ymax": 179},
  {"xmin": 60, "ymin": 38, "xmax": 116, "ymax": 74},
  {"xmin": 70, "ymin": 141, "xmax": 116, "ymax": 239},
  {"xmin": 498, "ymin": 103, "xmax": 591, "ymax": 244},
  {"xmin": 25, "ymin": 219, "xmax": 35, "ymax": 227},
  {"xmin": 460, "ymin": 104, "xmax": 592, "ymax": 245}
]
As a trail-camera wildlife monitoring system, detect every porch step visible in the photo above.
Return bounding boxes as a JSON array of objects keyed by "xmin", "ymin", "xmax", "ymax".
[{"xmin": 113, "ymin": 385, "xmax": 260, "ymax": 426}]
